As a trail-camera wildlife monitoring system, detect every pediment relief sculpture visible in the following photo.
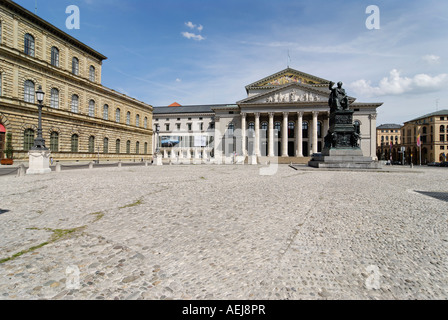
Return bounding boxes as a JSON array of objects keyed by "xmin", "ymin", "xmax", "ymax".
[{"xmin": 263, "ymin": 89, "xmax": 323, "ymax": 103}]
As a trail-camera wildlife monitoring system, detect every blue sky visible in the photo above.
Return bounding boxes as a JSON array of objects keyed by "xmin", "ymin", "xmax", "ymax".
[{"xmin": 14, "ymin": 0, "xmax": 448, "ymax": 125}]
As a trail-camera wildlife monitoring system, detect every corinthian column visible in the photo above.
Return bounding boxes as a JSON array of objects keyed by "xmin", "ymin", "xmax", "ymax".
[
  {"xmin": 369, "ymin": 113, "xmax": 378, "ymax": 160},
  {"xmin": 255, "ymin": 113, "xmax": 261, "ymax": 157},
  {"xmin": 312, "ymin": 111, "xmax": 319, "ymax": 154},
  {"xmin": 282, "ymin": 112, "xmax": 289, "ymax": 157},
  {"xmin": 268, "ymin": 112, "xmax": 275, "ymax": 157},
  {"xmin": 241, "ymin": 112, "xmax": 247, "ymax": 156},
  {"xmin": 296, "ymin": 112, "xmax": 303, "ymax": 157}
]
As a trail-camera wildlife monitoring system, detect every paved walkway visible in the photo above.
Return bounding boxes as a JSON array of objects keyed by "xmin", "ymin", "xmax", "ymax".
[{"xmin": 0, "ymin": 164, "xmax": 447, "ymax": 300}]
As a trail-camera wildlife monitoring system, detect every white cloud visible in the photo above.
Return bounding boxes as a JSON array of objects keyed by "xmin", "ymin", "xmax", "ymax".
[
  {"xmin": 175, "ymin": 78, "xmax": 182, "ymax": 83},
  {"xmin": 197, "ymin": 24, "xmax": 203, "ymax": 32},
  {"xmin": 422, "ymin": 54, "xmax": 441, "ymax": 65},
  {"xmin": 185, "ymin": 21, "xmax": 196, "ymax": 29},
  {"xmin": 181, "ymin": 32, "xmax": 205, "ymax": 41},
  {"xmin": 350, "ymin": 69, "xmax": 447, "ymax": 97}
]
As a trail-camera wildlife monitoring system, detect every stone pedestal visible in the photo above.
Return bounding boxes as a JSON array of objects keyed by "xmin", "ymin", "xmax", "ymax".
[
  {"xmin": 155, "ymin": 155, "xmax": 163, "ymax": 166},
  {"xmin": 309, "ymin": 110, "xmax": 381, "ymax": 169},
  {"xmin": 248, "ymin": 155, "xmax": 258, "ymax": 165},
  {"xmin": 27, "ymin": 150, "xmax": 52, "ymax": 175},
  {"xmin": 309, "ymin": 148, "xmax": 381, "ymax": 169}
]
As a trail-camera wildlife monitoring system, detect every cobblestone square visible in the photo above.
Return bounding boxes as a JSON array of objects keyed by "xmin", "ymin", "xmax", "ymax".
[{"xmin": 0, "ymin": 164, "xmax": 447, "ymax": 300}]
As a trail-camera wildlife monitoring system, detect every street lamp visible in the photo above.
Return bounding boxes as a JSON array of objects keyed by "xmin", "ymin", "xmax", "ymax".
[
  {"xmin": 31, "ymin": 85, "xmax": 48, "ymax": 151},
  {"xmin": 155, "ymin": 124, "xmax": 160, "ymax": 155}
]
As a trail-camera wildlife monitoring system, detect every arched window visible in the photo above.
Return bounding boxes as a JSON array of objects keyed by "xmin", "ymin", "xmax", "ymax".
[
  {"xmin": 136, "ymin": 141, "xmax": 140, "ymax": 155},
  {"xmin": 228, "ymin": 123, "xmax": 234, "ymax": 136},
  {"xmin": 72, "ymin": 57, "xmax": 79, "ymax": 75},
  {"xmin": 24, "ymin": 33, "xmax": 35, "ymax": 56},
  {"xmin": 51, "ymin": 47, "xmax": 59, "ymax": 67},
  {"xmin": 116, "ymin": 139, "xmax": 121, "ymax": 154},
  {"xmin": 24, "ymin": 80, "xmax": 35, "ymax": 103},
  {"xmin": 136, "ymin": 114, "xmax": 140, "ymax": 127},
  {"xmin": 144, "ymin": 117, "xmax": 148, "ymax": 129},
  {"xmin": 71, "ymin": 95, "xmax": 79, "ymax": 113},
  {"xmin": 317, "ymin": 122, "xmax": 322, "ymax": 139},
  {"xmin": 440, "ymin": 125, "xmax": 445, "ymax": 133},
  {"xmin": 103, "ymin": 138, "xmax": 109, "ymax": 154},
  {"xmin": 50, "ymin": 132, "xmax": 59, "ymax": 152},
  {"xmin": 261, "ymin": 122, "xmax": 268, "ymax": 131},
  {"xmin": 89, "ymin": 66, "xmax": 95, "ymax": 82},
  {"xmin": 103, "ymin": 105, "xmax": 109, "ymax": 120},
  {"xmin": 88, "ymin": 100, "xmax": 95, "ymax": 117},
  {"xmin": 115, "ymin": 108, "xmax": 121, "ymax": 123},
  {"xmin": 71, "ymin": 134, "xmax": 79, "ymax": 152},
  {"xmin": 126, "ymin": 111, "xmax": 131, "ymax": 125},
  {"xmin": 274, "ymin": 122, "xmax": 281, "ymax": 137},
  {"xmin": 0, "ymin": 71, "xmax": 3, "ymax": 96},
  {"xmin": 423, "ymin": 127, "xmax": 427, "ymax": 134},
  {"xmin": 23, "ymin": 129, "xmax": 35, "ymax": 151},
  {"xmin": 249, "ymin": 122, "xmax": 255, "ymax": 132},
  {"xmin": 126, "ymin": 140, "xmax": 131, "ymax": 154},
  {"xmin": 144, "ymin": 142, "xmax": 148, "ymax": 155},
  {"xmin": 289, "ymin": 122, "xmax": 295, "ymax": 138},
  {"xmin": 50, "ymin": 88, "xmax": 59, "ymax": 109},
  {"xmin": 88, "ymin": 136, "xmax": 95, "ymax": 153},
  {"xmin": 302, "ymin": 121, "xmax": 309, "ymax": 138}
]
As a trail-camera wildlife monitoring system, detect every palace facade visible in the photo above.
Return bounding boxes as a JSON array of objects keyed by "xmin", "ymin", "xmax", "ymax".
[
  {"xmin": 376, "ymin": 123, "xmax": 403, "ymax": 161},
  {"xmin": 401, "ymin": 110, "xmax": 448, "ymax": 164},
  {"xmin": 154, "ymin": 68, "xmax": 382, "ymax": 163},
  {"xmin": 0, "ymin": 0, "xmax": 153, "ymax": 163}
]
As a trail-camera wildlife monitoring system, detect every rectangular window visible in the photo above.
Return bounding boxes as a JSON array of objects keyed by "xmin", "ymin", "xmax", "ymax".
[{"xmin": 165, "ymin": 124, "xmax": 170, "ymax": 131}]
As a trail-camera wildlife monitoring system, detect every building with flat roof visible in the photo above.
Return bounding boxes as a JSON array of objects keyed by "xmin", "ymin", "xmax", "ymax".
[
  {"xmin": 376, "ymin": 123, "xmax": 403, "ymax": 161},
  {"xmin": 401, "ymin": 110, "xmax": 448, "ymax": 164}
]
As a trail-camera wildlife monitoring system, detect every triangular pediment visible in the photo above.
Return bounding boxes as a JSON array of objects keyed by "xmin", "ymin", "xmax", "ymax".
[
  {"xmin": 245, "ymin": 68, "xmax": 331, "ymax": 92},
  {"xmin": 238, "ymin": 83, "xmax": 331, "ymax": 105}
]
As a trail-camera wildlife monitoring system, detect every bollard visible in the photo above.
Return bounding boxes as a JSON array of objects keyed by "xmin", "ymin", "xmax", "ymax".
[
  {"xmin": 89, "ymin": 162, "xmax": 94, "ymax": 169},
  {"xmin": 16, "ymin": 164, "xmax": 26, "ymax": 177},
  {"xmin": 118, "ymin": 161, "xmax": 122, "ymax": 168},
  {"xmin": 56, "ymin": 163, "xmax": 61, "ymax": 172}
]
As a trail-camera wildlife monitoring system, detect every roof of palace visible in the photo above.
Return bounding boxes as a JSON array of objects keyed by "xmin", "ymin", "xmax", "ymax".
[
  {"xmin": 377, "ymin": 124, "xmax": 403, "ymax": 130},
  {"xmin": 405, "ymin": 110, "xmax": 448, "ymax": 123},
  {"xmin": 153, "ymin": 104, "xmax": 235, "ymax": 115},
  {"xmin": 1, "ymin": 0, "xmax": 107, "ymax": 61}
]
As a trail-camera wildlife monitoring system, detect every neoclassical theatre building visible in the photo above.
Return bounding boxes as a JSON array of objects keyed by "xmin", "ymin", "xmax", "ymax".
[
  {"xmin": 154, "ymin": 68, "xmax": 382, "ymax": 163},
  {"xmin": 0, "ymin": 0, "xmax": 153, "ymax": 163}
]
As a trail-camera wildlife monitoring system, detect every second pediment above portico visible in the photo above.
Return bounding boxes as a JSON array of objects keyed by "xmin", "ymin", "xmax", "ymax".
[{"xmin": 238, "ymin": 83, "xmax": 330, "ymax": 105}]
